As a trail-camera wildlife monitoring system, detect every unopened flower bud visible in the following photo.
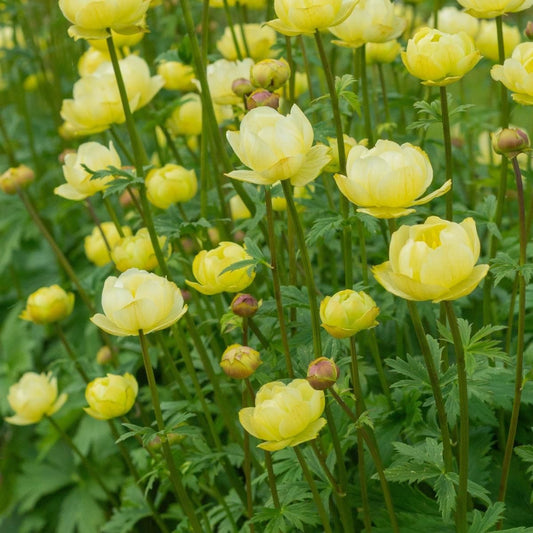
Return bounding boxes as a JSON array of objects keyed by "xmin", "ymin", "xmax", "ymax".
[
  {"xmin": 250, "ymin": 58, "xmax": 290, "ymax": 90},
  {"xmin": 20, "ymin": 285, "xmax": 75, "ymax": 325},
  {"xmin": 246, "ymin": 89, "xmax": 280, "ymax": 110},
  {"xmin": 232, "ymin": 77, "xmax": 254, "ymax": 97},
  {"xmin": 491, "ymin": 127, "xmax": 530, "ymax": 159},
  {"xmin": 525, "ymin": 21, "xmax": 533, "ymax": 41},
  {"xmin": 0, "ymin": 165, "xmax": 35, "ymax": 194},
  {"xmin": 307, "ymin": 357, "xmax": 340, "ymax": 390},
  {"xmin": 96, "ymin": 346, "xmax": 113, "ymax": 365},
  {"xmin": 231, "ymin": 293, "xmax": 259, "ymax": 317},
  {"xmin": 220, "ymin": 344, "xmax": 262, "ymax": 379},
  {"xmin": 147, "ymin": 432, "xmax": 183, "ymax": 451}
]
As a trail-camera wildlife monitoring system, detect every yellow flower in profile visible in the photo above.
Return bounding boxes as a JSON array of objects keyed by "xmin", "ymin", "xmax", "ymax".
[
  {"xmin": 186, "ymin": 242, "xmax": 256, "ymax": 295},
  {"xmin": 217, "ymin": 24, "xmax": 277, "ymax": 61},
  {"xmin": 58, "ymin": 0, "xmax": 150, "ymax": 40},
  {"xmin": 230, "ymin": 195, "xmax": 252, "ymax": 220},
  {"xmin": 322, "ymin": 134, "xmax": 361, "ymax": 173},
  {"xmin": 457, "ymin": 0, "xmax": 533, "ymax": 19},
  {"xmin": 330, "ymin": 0, "xmax": 406, "ymax": 48},
  {"xmin": 320, "ymin": 289, "xmax": 379, "ymax": 338},
  {"xmin": 334, "ymin": 140, "xmax": 450, "ymax": 219},
  {"xmin": 402, "ymin": 27, "xmax": 481, "ymax": 86},
  {"xmin": 84, "ymin": 373, "xmax": 138, "ymax": 420},
  {"xmin": 239, "ymin": 379, "xmax": 326, "ymax": 451},
  {"xmin": 157, "ymin": 61, "xmax": 196, "ymax": 91},
  {"xmin": 491, "ymin": 43, "xmax": 533, "ymax": 105},
  {"xmin": 372, "ymin": 216, "xmax": 489, "ymax": 302},
  {"xmin": 268, "ymin": 0, "xmax": 357, "ymax": 36},
  {"xmin": 55, "ymin": 141, "xmax": 120, "ymax": 200},
  {"xmin": 111, "ymin": 228, "xmax": 169, "ymax": 272},
  {"xmin": 20, "ymin": 285, "xmax": 74, "ymax": 325},
  {"xmin": 475, "ymin": 20, "xmax": 521, "ymax": 62},
  {"xmin": 166, "ymin": 93, "xmax": 203, "ymax": 136},
  {"xmin": 226, "ymin": 105, "xmax": 330, "ymax": 187},
  {"xmin": 91, "ymin": 268, "xmax": 188, "ymax": 336},
  {"xmin": 84, "ymin": 222, "xmax": 133, "ymax": 267},
  {"xmin": 146, "ymin": 164, "xmax": 197, "ymax": 209},
  {"xmin": 5, "ymin": 372, "xmax": 68, "ymax": 425}
]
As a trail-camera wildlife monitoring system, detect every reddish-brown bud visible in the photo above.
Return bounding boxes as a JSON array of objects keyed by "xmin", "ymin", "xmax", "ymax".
[
  {"xmin": 246, "ymin": 89, "xmax": 280, "ymax": 111},
  {"xmin": 232, "ymin": 77, "xmax": 254, "ymax": 97},
  {"xmin": 307, "ymin": 357, "xmax": 340, "ymax": 390},
  {"xmin": 231, "ymin": 293, "xmax": 259, "ymax": 318},
  {"xmin": 250, "ymin": 58, "xmax": 290, "ymax": 90},
  {"xmin": 491, "ymin": 127, "xmax": 530, "ymax": 159}
]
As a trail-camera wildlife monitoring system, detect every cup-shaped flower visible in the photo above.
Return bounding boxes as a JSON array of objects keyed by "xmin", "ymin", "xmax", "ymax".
[
  {"xmin": 58, "ymin": 0, "xmax": 150, "ymax": 40},
  {"xmin": 239, "ymin": 379, "xmax": 326, "ymax": 451},
  {"xmin": 186, "ymin": 242, "xmax": 256, "ymax": 295},
  {"xmin": 226, "ymin": 105, "xmax": 330, "ymax": 187},
  {"xmin": 20, "ymin": 285, "xmax": 75, "ymax": 325},
  {"xmin": 111, "ymin": 228, "xmax": 169, "ymax": 272},
  {"xmin": 268, "ymin": 0, "xmax": 357, "ymax": 36},
  {"xmin": 402, "ymin": 27, "xmax": 481, "ymax": 86},
  {"xmin": 320, "ymin": 289, "xmax": 379, "ymax": 338},
  {"xmin": 475, "ymin": 20, "xmax": 520, "ymax": 62},
  {"xmin": 166, "ymin": 93, "xmax": 203, "ymax": 136},
  {"xmin": 456, "ymin": 0, "xmax": 533, "ymax": 19},
  {"xmin": 217, "ymin": 24, "xmax": 277, "ymax": 61},
  {"xmin": 491, "ymin": 43, "xmax": 533, "ymax": 105},
  {"xmin": 201, "ymin": 58, "xmax": 255, "ymax": 106},
  {"xmin": 428, "ymin": 7, "xmax": 479, "ymax": 38},
  {"xmin": 90, "ymin": 268, "xmax": 188, "ymax": 336},
  {"xmin": 334, "ymin": 140, "xmax": 450, "ymax": 219},
  {"xmin": 157, "ymin": 61, "xmax": 195, "ymax": 91},
  {"xmin": 372, "ymin": 216, "xmax": 490, "ymax": 302},
  {"xmin": 84, "ymin": 373, "xmax": 138, "ymax": 420},
  {"xmin": 220, "ymin": 344, "xmax": 262, "ymax": 379},
  {"xmin": 55, "ymin": 141, "xmax": 120, "ymax": 200},
  {"xmin": 0, "ymin": 164, "xmax": 34, "ymax": 194},
  {"xmin": 330, "ymin": 0, "xmax": 406, "ymax": 48},
  {"xmin": 365, "ymin": 41, "xmax": 402, "ymax": 64},
  {"xmin": 146, "ymin": 164, "xmax": 197, "ymax": 209},
  {"xmin": 84, "ymin": 222, "xmax": 133, "ymax": 266},
  {"xmin": 5, "ymin": 372, "xmax": 67, "ymax": 425}
]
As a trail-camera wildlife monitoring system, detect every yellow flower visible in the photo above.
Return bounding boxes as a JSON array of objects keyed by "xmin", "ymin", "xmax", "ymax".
[
  {"xmin": 322, "ymin": 134, "xmax": 361, "ymax": 173},
  {"xmin": 58, "ymin": 0, "xmax": 150, "ymax": 40},
  {"xmin": 5, "ymin": 372, "xmax": 68, "ymax": 425},
  {"xmin": 372, "ymin": 216, "xmax": 489, "ymax": 302},
  {"xmin": 61, "ymin": 55, "xmax": 163, "ymax": 136},
  {"xmin": 90, "ymin": 268, "xmax": 188, "ymax": 336},
  {"xmin": 146, "ymin": 164, "xmax": 197, "ymax": 209},
  {"xmin": 186, "ymin": 241, "xmax": 256, "ymax": 295},
  {"xmin": 401, "ymin": 27, "xmax": 481, "ymax": 86},
  {"xmin": 90, "ymin": 30, "xmax": 145, "ymax": 52},
  {"xmin": 230, "ymin": 194, "xmax": 252, "ymax": 220},
  {"xmin": 239, "ymin": 379, "xmax": 326, "ymax": 451},
  {"xmin": 20, "ymin": 285, "xmax": 75, "ymax": 325},
  {"xmin": 166, "ymin": 93, "xmax": 203, "ymax": 136},
  {"xmin": 271, "ymin": 183, "xmax": 313, "ymax": 211},
  {"xmin": 84, "ymin": 373, "xmax": 138, "ymax": 420},
  {"xmin": 330, "ymin": 0, "xmax": 406, "ymax": 48},
  {"xmin": 111, "ymin": 228, "xmax": 169, "ymax": 272},
  {"xmin": 365, "ymin": 41, "xmax": 402, "ymax": 64},
  {"xmin": 217, "ymin": 24, "xmax": 277, "ymax": 61},
  {"xmin": 427, "ymin": 7, "xmax": 479, "ymax": 38},
  {"xmin": 84, "ymin": 222, "xmax": 133, "ymax": 266},
  {"xmin": 457, "ymin": 0, "xmax": 533, "ymax": 19},
  {"xmin": 220, "ymin": 344, "xmax": 262, "ymax": 379},
  {"xmin": 0, "ymin": 164, "xmax": 34, "ymax": 194},
  {"xmin": 334, "ymin": 139, "xmax": 450, "ymax": 219},
  {"xmin": 226, "ymin": 104, "xmax": 330, "ymax": 187},
  {"xmin": 157, "ymin": 61, "xmax": 196, "ymax": 91},
  {"xmin": 54, "ymin": 141, "xmax": 120, "ymax": 201},
  {"xmin": 491, "ymin": 43, "xmax": 533, "ymax": 105},
  {"xmin": 475, "ymin": 20, "xmax": 521, "ymax": 62},
  {"xmin": 202, "ymin": 58, "xmax": 255, "ymax": 105},
  {"xmin": 268, "ymin": 0, "xmax": 357, "ymax": 36},
  {"xmin": 320, "ymin": 289, "xmax": 379, "ymax": 338},
  {"xmin": 77, "ymin": 47, "xmax": 110, "ymax": 76}
]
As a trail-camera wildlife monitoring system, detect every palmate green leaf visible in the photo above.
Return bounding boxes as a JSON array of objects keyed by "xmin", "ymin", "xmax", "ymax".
[
  {"xmin": 433, "ymin": 474, "xmax": 456, "ymax": 521},
  {"xmin": 101, "ymin": 484, "xmax": 152, "ymax": 533},
  {"xmin": 386, "ymin": 354, "xmax": 433, "ymax": 392},
  {"xmin": 154, "ymin": 205, "xmax": 212, "ymax": 239},
  {"xmin": 280, "ymin": 285, "xmax": 310, "ymax": 309},
  {"xmin": 469, "ymin": 502, "xmax": 506, "ymax": 533},
  {"xmin": 56, "ymin": 486, "xmax": 106, "ymax": 533},
  {"xmin": 490, "ymin": 252, "xmax": 533, "ymax": 286},
  {"xmin": 514, "ymin": 445, "xmax": 533, "ymax": 480},
  {"xmin": 305, "ymin": 213, "xmax": 344, "ymax": 247},
  {"xmin": 116, "ymin": 423, "xmax": 156, "ymax": 446},
  {"xmin": 250, "ymin": 501, "xmax": 320, "ymax": 533}
]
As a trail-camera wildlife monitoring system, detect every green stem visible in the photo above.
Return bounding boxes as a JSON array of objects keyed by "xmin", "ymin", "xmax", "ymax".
[
  {"xmin": 407, "ymin": 301, "xmax": 454, "ymax": 472},
  {"xmin": 294, "ymin": 446, "xmax": 333, "ymax": 533},
  {"xmin": 298, "ymin": 36, "xmax": 315, "ymax": 102},
  {"xmin": 281, "ymin": 180, "xmax": 321, "ymax": 358},
  {"xmin": 103, "ymin": 196, "xmax": 125, "ymax": 238},
  {"xmin": 223, "ymin": 0, "xmax": 243, "ymax": 61},
  {"xmin": 264, "ymin": 451, "xmax": 281, "ymax": 508},
  {"xmin": 285, "ymin": 36, "xmax": 296, "ymax": 107},
  {"xmin": 359, "ymin": 45, "xmax": 374, "ymax": 146},
  {"xmin": 377, "ymin": 63, "xmax": 391, "ymax": 125},
  {"xmin": 265, "ymin": 187, "xmax": 294, "ymax": 377},
  {"xmin": 243, "ymin": 388, "xmax": 255, "ymax": 531},
  {"xmin": 138, "ymin": 330, "xmax": 203, "ymax": 532},
  {"xmin": 443, "ymin": 301, "xmax": 468, "ymax": 533},
  {"xmin": 0, "ymin": 112, "xmax": 18, "ymax": 166},
  {"xmin": 439, "ymin": 85, "xmax": 453, "ymax": 220},
  {"xmin": 55, "ymin": 324, "xmax": 91, "ymax": 383}
]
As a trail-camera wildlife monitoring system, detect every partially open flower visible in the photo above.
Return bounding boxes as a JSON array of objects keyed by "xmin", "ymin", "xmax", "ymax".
[
  {"xmin": 231, "ymin": 293, "xmax": 259, "ymax": 317},
  {"xmin": 0, "ymin": 165, "xmax": 34, "ymax": 194},
  {"xmin": 491, "ymin": 43, "xmax": 533, "ymax": 105},
  {"xmin": 491, "ymin": 127, "xmax": 530, "ymax": 159},
  {"xmin": 220, "ymin": 344, "xmax": 262, "ymax": 379},
  {"xmin": 250, "ymin": 58, "xmax": 291, "ymax": 91},
  {"xmin": 84, "ymin": 373, "xmax": 138, "ymax": 420},
  {"xmin": 146, "ymin": 164, "xmax": 198, "ymax": 209},
  {"xmin": 84, "ymin": 222, "xmax": 133, "ymax": 267},
  {"xmin": 111, "ymin": 228, "xmax": 170, "ymax": 272},
  {"xmin": 20, "ymin": 285, "xmax": 74, "ymax": 325},
  {"xmin": 307, "ymin": 357, "xmax": 340, "ymax": 390}
]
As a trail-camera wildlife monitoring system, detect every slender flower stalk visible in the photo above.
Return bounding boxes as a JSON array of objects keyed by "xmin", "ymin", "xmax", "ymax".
[
  {"xmin": 443, "ymin": 301, "xmax": 469, "ymax": 533},
  {"xmin": 439, "ymin": 86, "xmax": 453, "ymax": 220},
  {"xmin": 138, "ymin": 330, "xmax": 203, "ymax": 532},
  {"xmin": 55, "ymin": 324, "xmax": 91, "ymax": 382},
  {"xmin": 102, "ymin": 196, "xmax": 125, "ymax": 238},
  {"xmin": 242, "ymin": 388, "xmax": 255, "ymax": 532},
  {"xmin": 264, "ymin": 451, "xmax": 280, "ymax": 508},
  {"xmin": 359, "ymin": 45, "xmax": 374, "ymax": 146},
  {"xmin": 222, "ymin": 0, "xmax": 244, "ymax": 61}
]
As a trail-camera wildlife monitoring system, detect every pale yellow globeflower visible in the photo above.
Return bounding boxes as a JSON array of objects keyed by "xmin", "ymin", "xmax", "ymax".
[
  {"xmin": 427, "ymin": 7, "xmax": 479, "ymax": 38},
  {"xmin": 373, "ymin": 216, "xmax": 489, "ymax": 302},
  {"xmin": 20, "ymin": 285, "xmax": 75, "ymax": 324},
  {"xmin": 476, "ymin": 20, "xmax": 521, "ymax": 62},
  {"xmin": 239, "ymin": 379, "xmax": 326, "ymax": 451},
  {"xmin": 157, "ymin": 61, "xmax": 196, "ymax": 91},
  {"xmin": 230, "ymin": 195, "xmax": 252, "ymax": 220},
  {"xmin": 84, "ymin": 222, "xmax": 133, "ymax": 267},
  {"xmin": 365, "ymin": 40, "xmax": 402, "ymax": 64},
  {"xmin": 226, "ymin": 105, "xmax": 330, "ymax": 187},
  {"xmin": 402, "ymin": 27, "xmax": 481, "ymax": 86},
  {"xmin": 186, "ymin": 241, "xmax": 256, "ymax": 295},
  {"xmin": 111, "ymin": 228, "xmax": 169, "ymax": 272},
  {"xmin": 268, "ymin": 0, "xmax": 357, "ymax": 36},
  {"xmin": 330, "ymin": 0, "xmax": 406, "ymax": 48},
  {"xmin": 84, "ymin": 373, "xmax": 138, "ymax": 420},
  {"xmin": 58, "ymin": 0, "xmax": 150, "ymax": 40},
  {"xmin": 491, "ymin": 43, "xmax": 533, "ymax": 105},
  {"xmin": 55, "ymin": 141, "xmax": 120, "ymax": 200},
  {"xmin": 5, "ymin": 372, "xmax": 68, "ymax": 425},
  {"xmin": 146, "ymin": 164, "xmax": 197, "ymax": 209},
  {"xmin": 217, "ymin": 24, "xmax": 277, "ymax": 61},
  {"xmin": 91, "ymin": 268, "xmax": 188, "ymax": 336},
  {"xmin": 220, "ymin": 344, "xmax": 262, "ymax": 379},
  {"xmin": 334, "ymin": 139, "xmax": 450, "ymax": 218},
  {"xmin": 201, "ymin": 58, "xmax": 255, "ymax": 105},
  {"xmin": 457, "ymin": 0, "xmax": 533, "ymax": 19},
  {"xmin": 77, "ymin": 47, "xmax": 110, "ymax": 77}
]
